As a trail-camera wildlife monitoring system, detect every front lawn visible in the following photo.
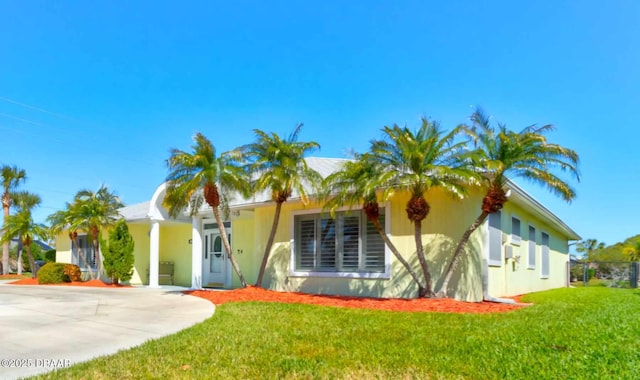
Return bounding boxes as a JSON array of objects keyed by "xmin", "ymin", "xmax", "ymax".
[
  {"xmin": 36, "ymin": 287, "xmax": 640, "ymax": 379},
  {"xmin": 0, "ymin": 273, "xmax": 32, "ymax": 280}
]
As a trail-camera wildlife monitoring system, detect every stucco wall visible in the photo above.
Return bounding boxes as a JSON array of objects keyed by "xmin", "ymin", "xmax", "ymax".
[
  {"xmin": 54, "ymin": 232, "xmax": 72, "ymax": 264},
  {"xmin": 487, "ymin": 201, "xmax": 569, "ymax": 297},
  {"xmin": 253, "ymin": 188, "xmax": 486, "ymax": 301},
  {"xmin": 128, "ymin": 224, "xmax": 150, "ymax": 285},
  {"xmin": 159, "ymin": 224, "xmax": 192, "ymax": 287},
  {"xmin": 231, "ymin": 211, "xmax": 258, "ymax": 287}
]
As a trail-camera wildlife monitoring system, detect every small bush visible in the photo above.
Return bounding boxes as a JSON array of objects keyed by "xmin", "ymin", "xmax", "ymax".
[
  {"xmin": 64, "ymin": 264, "xmax": 82, "ymax": 282},
  {"xmin": 101, "ymin": 220, "xmax": 135, "ymax": 285},
  {"xmin": 45, "ymin": 249, "xmax": 57, "ymax": 262},
  {"xmin": 38, "ymin": 262, "xmax": 68, "ymax": 284}
]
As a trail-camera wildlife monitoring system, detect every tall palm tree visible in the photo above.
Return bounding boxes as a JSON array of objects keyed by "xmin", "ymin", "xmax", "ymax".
[
  {"xmin": 164, "ymin": 132, "xmax": 249, "ymax": 287},
  {"xmin": 322, "ymin": 153, "xmax": 427, "ymax": 296},
  {"xmin": 369, "ymin": 118, "xmax": 478, "ymax": 297},
  {"xmin": 48, "ymin": 203, "xmax": 90, "ymax": 274},
  {"xmin": 437, "ymin": 108, "xmax": 580, "ymax": 297},
  {"xmin": 243, "ymin": 124, "xmax": 321, "ymax": 287},
  {"xmin": 1, "ymin": 165, "xmax": 26, "ymax": 274},
  {"xmin": 576, "ymin": 238, "xmax": 605, "ymax": 260},
  {"xmin": 11, "ymin": 191, "xmax": 42, "ymax": 275},
  {"xmin": 70, "ymin": 185, "xmax": 124, "ymax": 278},
  {"xmin": 1, "ymin": 195, "xmax": 47, "ymax": 279}
]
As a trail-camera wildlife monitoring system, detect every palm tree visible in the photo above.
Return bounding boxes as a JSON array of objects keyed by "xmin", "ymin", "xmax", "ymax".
[
  {"xmin": 368, "ymin": 118, "xmax": 477, "ymax": 297},
  {"xmin": 576, "ymin": 238, "xmax": 605, "ymax": 260},
  {"xmin": 243, "ymin": 124, "xmax": 321, "ymax": 287},
  {"xmin": 164, "ymin": 132, "xmax": 249, "ymax": 287},
  {"xmin": 322, "ymin": 153, "xmax": 427, "ymax": 296},
  {"xmin": 11, "ymin": 191, "xmax": 42, "ymax": 275},
  {"xmin": 1, "ymin": 165, "xmax": 26, "ymax": 274},
  {"xmin": 1, "ymin": 195, "xmax": 48, "ymax": 279},
  {"xmin": 48, "ymin": 203, "xmax": 91, "ymax": 274},
  {"xmin": 437, "ymin": 108, "xmax": 580, "ymax": 297},
  {"xmin": 70, "ymin": 185, "xmax": 124, "ymax": 279}
]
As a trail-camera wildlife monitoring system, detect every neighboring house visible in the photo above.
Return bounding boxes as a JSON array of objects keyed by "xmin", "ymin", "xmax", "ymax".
[{"xmin": 55, "ymin": 157, "xmax": 580, "ymax": 301}]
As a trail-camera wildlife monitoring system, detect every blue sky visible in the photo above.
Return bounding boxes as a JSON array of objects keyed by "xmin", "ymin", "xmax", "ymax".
[{"xmin": 1, "ymin": 1, "xmax": 638, "ymax": 248}]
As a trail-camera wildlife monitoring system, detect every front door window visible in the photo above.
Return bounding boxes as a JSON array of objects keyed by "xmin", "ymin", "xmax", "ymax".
[
  {"xmin": 202, "ymin": 224, "xmax": 230, "ymax": 287},
  {"xmin": 210, "ymin": 235, "xmax": 223, "ymax": 273}
]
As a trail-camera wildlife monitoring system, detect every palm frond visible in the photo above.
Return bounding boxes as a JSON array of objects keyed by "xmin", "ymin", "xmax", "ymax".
[{"xmin": 244, "ymin": 125, "xmax": 321, "ymax": 205}]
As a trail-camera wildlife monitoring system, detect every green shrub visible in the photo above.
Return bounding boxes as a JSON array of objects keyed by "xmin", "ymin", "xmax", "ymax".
[
  {"xmin": 64, "ymin": 264, "xmax": 82, "ymax": 282},
  {"xmin": 38, "ymin": 262, "xmax": 69, "ymax": 284},
  {"xmin": 101, "ymin": 219, "xmax": 135, "ymax": 285},
  {"xmin": 45, "ymin": 249, "xmax": 56, "ymax": 262}
]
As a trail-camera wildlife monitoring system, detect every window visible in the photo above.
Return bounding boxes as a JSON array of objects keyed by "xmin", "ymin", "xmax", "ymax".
[
  {"xmin": 488, "ymin": 211, "xmax": 502, "ymax": 266},
  {"xmin": 293, "ymin": 209, "xmax": 386, "ymax": 275},
  {"xmin": 541, "ymin": 232, "xmax": 550, "ymax": 278},
  {"xmin": 511, "ymin": 217, "xmax": 521, "ymax": 245},
  {"xmin": 72, "ymin": 234, "xmax": 96, "ymax": 271},
  {"xmin": 528, "ymin": 225, "xmax": 536, "ymax": 269}
]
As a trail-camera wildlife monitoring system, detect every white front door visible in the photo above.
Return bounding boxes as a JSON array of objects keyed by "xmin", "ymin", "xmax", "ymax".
[{"xmin": 203, "ymin": 227, "xmax": 229, "ymax": 287}]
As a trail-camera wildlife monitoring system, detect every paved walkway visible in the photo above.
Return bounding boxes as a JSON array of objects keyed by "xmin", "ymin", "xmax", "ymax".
[{"xmin": 0, "ymin": 284, "xmax": 215, "ymax": 379}]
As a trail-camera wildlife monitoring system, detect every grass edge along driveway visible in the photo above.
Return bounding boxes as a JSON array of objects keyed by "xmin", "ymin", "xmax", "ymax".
[{"xmin": 35, "ymin": 287, "xmax": 640, "ymax": 379}]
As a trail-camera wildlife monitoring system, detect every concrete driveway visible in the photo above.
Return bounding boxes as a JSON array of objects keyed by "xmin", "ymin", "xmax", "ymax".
[{"xmin": 0, "ymin": 284, "xmax": 215, "ymax": 379}]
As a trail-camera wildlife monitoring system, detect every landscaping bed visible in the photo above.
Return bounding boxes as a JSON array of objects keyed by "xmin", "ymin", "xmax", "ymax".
[
  {"xmin": 187, "ymin": 285, "xmax": 527, "ymax": 313},
  {"xmin": 9, "ymin": 278, "xmax": 130, "ymax": 287}
]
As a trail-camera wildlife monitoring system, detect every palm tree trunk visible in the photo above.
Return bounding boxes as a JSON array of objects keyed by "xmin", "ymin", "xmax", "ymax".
[
  {"xmin": 17, "ymin": 234, "xmax": 23, "ymax": 275},
  {"xmin": 370, "ymin": 217, "xmax": 427, "ymax": 297},
  {"xmin": 256, "ymin": 201, "xmax": 283, "ymax": 287},
  {"xmin": 17, "ymin": 249, "xmax": 23, "ymax": 275},
  {"xmin": 212, "ymin": 206, "xmax": 247, "ymax": 287},
  {"xmin": 2, "ymin": 202, "xmax": 9, "ymax": 275},
  {"xmin": 414, "ymin": 221, "xmax": 433, "ymax": 297},
  {"xmin": 25, "ymin": 244, "xmax": 36, "ymax": 279},
  {"xmin": 92, "ymin": 237, "xmax": 100, "ymax": 280},
  {"xmin": 437, "ymin": 211, "xmax": 489, "ymax": 297}
]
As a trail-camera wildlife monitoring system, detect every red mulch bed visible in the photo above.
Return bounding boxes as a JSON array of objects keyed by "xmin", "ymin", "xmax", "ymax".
[
  {"xmin": 4, "ymin": 278, "xmax": 528, "ymax": 313},
  {"xmin": 186, "ymin": 286, "xmax": 529, "ymax": 314},
  {"xmin": 8, "ymin": 278, "xmax": 131, "ymax": 287}
]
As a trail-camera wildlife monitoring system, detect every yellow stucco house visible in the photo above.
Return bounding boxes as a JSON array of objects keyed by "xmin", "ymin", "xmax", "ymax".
[{"xmin": 55, "ymin": 157, "xmax": 579, "ymax": 302}]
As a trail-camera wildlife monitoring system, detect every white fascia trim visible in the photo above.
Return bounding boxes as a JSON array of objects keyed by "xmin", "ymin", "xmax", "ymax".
[
  {"xmin": 506, "ymin": 179, "xmax": 580, "ymax": 240},
  {"xmin": 288, "ymin": 203, "xmax": 391, "ymax": 279}
]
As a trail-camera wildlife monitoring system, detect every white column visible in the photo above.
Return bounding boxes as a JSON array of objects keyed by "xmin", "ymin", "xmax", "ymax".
[
  {"xmin": 191, "ymin": 216, "xmax": 203, "ymax": 289},
  {"xmin": 149, "ymin": 220, "xmax": 160, "ymax": 288}
]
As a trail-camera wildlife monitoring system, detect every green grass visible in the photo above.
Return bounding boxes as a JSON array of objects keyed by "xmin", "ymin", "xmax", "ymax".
[
  {"xmin": 36, "ymin": 287, "xmax": 640, "ymax": 379},
  {"xmin": 0, "ymin": 272, "xmax": 32, "ymax": 279}
]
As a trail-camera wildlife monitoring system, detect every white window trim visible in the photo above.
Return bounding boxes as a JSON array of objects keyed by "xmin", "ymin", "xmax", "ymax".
[
  {"xmin": 289, "ymin": 203, "xmax": 391, "ymax": 279},
  {"xmin": 540, "ymin": 231, "xmax": 550, "ymax": 279},
  {"xmin": 511, "ymin": 216, "xmax": 521, "ymax": 246},
  {"xmin": 527, "ymin": 224, "xmax": 536, "ymax": 270}
]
